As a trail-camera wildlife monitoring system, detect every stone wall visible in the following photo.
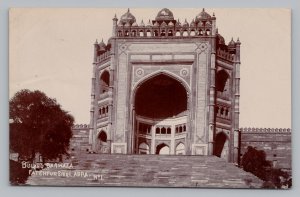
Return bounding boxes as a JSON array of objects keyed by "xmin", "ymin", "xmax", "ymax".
[
  {"xmin": 239, "ymin": 128, "xmax": 291, "ymax": 170},
  {"xmin": 70, "ymin": 124, "xmax": 91, "ymax": 153}
]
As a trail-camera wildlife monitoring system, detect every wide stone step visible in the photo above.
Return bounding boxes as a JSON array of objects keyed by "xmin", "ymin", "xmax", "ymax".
[{"xmin": 26, "ymin": 154, "xmax": 263, "ymax": 188}]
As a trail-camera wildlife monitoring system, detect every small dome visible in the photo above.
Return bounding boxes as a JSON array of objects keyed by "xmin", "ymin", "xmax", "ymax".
[
  {"xmin": 124, "ymin": 21, "xmax": 131, "ymax": 27},
  {"xmin": 190, "ymin": 19, "xmax": 196, "ymax": 27},
  {"xmin": 132, "ymin": 21, "xmax": 138, "ymax": 27},
  {"xmin": 195, "ymin": 8, "xmax": 212, "ymax": 22},
  {"xmin": 175, "ymin": 19, "xmax": 181, "ymax": 27},
  {"xmin": 120, "ymin": 8, "xmax": 136, "ymax": 25},
  {"xmin": 140, "ymin": 20, "xmax": 145, "ymax": 27},
  {"xmin": 216, "ymin": 33, "xmax": 225, "ymax": 45},
  {"xmin": 155, "ymin": 8, "xmax": 174, "ymax": 21},
  {"xmin": 228, "ymin": 38, "xmax": 236, "ymax": 47},
  {"xmin": 153, "ymin": 21, "xmax": 159, "ymax": 27},
  {"xmin": 146, "ymin": 19, "xmax": 152, "ymax": 27},
  {"xmin": 98, "ymin": 39, "xmax": 106, "ymax": 51},
  {"xmin": 182, "ymin": 19, "xmax": 189, "ymax": 27},
  {"xmin": 168, "ymin": 21, "xmax": 174, "ymax": 27},
  {"xmin": 161, "ymin": 21, "xmax": 168, "ymax": 27}
]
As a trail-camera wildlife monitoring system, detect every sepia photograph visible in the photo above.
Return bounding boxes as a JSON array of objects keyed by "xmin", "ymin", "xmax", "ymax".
[{"xmin": 9, "ymin": 8, "xmax": 291, "ymax": 188}]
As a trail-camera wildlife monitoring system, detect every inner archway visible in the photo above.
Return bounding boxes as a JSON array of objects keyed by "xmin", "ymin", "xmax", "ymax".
[
  {"xmin": 213, "ymin": 132, "xmax": 229, "ymax": 161},
  {"xmin": 156, "ymin": 143, "xmax": 170, "ymax": 155},
  {"xmin": 135, "ymin": 74, "xmax": 187, "ymax": 119},
  {"xmin": 133, "ymin": 73, "xmax": 188, "ymax": 154}
]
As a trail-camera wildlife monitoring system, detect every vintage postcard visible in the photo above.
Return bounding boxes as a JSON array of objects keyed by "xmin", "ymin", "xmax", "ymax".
[{"xmin": 9, "ymin": 8, "xmax": 291, "ymax": 188}]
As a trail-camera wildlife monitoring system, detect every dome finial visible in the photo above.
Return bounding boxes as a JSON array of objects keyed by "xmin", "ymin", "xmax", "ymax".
[
  {"xmin": 213, "ymin": 12, "xmax": 215, "ymax": 17},
  {"xmin": 202, "ymin": 8, "xmax": 205, "ymax": 12},
  {"xmin": 127, "ymin": 8, "xmax": 130, "ymax": 13},
  {"xmin": 94, "ymin": 39, "xmax": 98, "ymax": 44}
]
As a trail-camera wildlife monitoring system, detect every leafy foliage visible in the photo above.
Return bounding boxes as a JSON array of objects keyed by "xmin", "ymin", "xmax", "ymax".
[
  {"xmin": 241, "ymin": 146, "xmax": 271, "ymax": 180},
  {"xmin": 10, "ymin": 89, "xmax": 74, "ymax": 162},
  {"xmin": 241, "ymin": 146, "xmax": 292, "ymax": 189}
]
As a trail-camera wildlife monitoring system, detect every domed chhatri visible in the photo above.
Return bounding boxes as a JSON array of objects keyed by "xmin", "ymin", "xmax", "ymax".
[
  {"xmin": 195, "ymin": 8, "xmax": 212, "ymax": 22},
  {"xmin": 119, "ymin": 8, "xmax": 136, "ymax": 25},
  {"xmin": 155, "ymin": 8, "xmax": 174, "ymax": 21}
]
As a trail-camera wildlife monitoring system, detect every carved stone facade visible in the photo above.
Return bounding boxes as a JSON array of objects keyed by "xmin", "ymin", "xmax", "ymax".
[{"xmin": 88, "ymin": 8, "xmax": 241, "ymax": 163}]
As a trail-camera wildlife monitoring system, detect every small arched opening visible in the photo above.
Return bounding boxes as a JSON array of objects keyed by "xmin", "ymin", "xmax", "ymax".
[
  {"xmin": 213, "ymin": 132, "xmax": 229, "ymax": 161},
  {"xmin": 156, "ymin": 143, "xmax": 170, "ymax": 155},
  {"xmin": 139, "ymin": 142, "xmax": 150, "ymax": 154},
  {"xmin": 99, "ymin": 70, "xmax": 110, "ymax": 94},
  {"xmin": 216, "ymin": 70, "xmax": 230, "ymax": 93},
  {"xmin": 175, "ymin": 143, "xmax": 185, "ymax": 155}
]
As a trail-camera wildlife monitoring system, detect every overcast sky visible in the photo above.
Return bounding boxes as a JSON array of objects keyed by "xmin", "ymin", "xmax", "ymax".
[{"xmin": 9, "ymin": 8, "xmax": 291, "ymax": 128}]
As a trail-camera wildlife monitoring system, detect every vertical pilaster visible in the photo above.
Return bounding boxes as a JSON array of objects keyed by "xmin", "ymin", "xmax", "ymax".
[
  {"xmin": 170, "ymin": 124, "xmax": 175, "ymax": 154},
  {"xmin": 151, "ymin": 126, "xmax": 155, "ymax": 154},
  {"xmin": 112, "ymin": 14, "xmax": 118, "ymax": 37},
  {"xmin": 208, "ymin": 33, "xmax": 216, "ymax": 155},
  {"xmin": 233, "ymin": 38, "xmax": 241, "ymax": 164},
  {"xmin": 89, "ymin": 41, "xmax": 99, "ymax": 151}
]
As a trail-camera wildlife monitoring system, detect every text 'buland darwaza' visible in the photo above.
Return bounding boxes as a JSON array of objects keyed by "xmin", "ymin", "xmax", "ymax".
[{"xmin": 89, "ymin": 8, "xmax": 241, "ymax": 163}]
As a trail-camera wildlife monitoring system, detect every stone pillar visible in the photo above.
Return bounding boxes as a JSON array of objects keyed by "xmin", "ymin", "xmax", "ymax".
[
  {"xmin": 112, "ymin": 14, "xmax": 118, "ymax": 37},
  {"xmin": 233, "ymin": 38, "xmax": 241, "ymax": 164},
  {"xmin": 208, "ymin": 52, "xmax": 216, "ymax": 155},
  {"xmin": 151, "ymin": 126, "xmax": 156, "ymax": 154},
  {"xmin": 170, "ymin": 124, "xmax": 175, "ymax": 154}
]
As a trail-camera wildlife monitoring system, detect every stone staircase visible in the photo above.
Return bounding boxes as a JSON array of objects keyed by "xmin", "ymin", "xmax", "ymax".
[{"xmin": 26, "ymin": 154, "xmax": 263, "ymax": 188}]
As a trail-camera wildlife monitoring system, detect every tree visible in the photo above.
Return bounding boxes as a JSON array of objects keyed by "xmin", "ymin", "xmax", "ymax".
[
  {"xmin": 241, "ymin": 146, "xmax": 271, "ymax": 181},
  {"xmin": 10, "ymin": 89, "xmax": 74, "ymax": 162},
  {"xmin": 241, "ymin": 146, "xmax": 292, "ymax": 189}
]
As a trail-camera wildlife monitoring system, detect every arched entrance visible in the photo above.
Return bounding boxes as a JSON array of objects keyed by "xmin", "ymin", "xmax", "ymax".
[
  {"xmin": 156, "ymin": 143, "xmax": 170, "ymax": 155},
  {"xmin": 175, "ymin": 143, "xmax": 185, "ymax": 155},
  {"xmin": 133, "ymin": 73, "xmax": 188, "ymax": 154},
  {"xmin": 98, "ymin": 131, "xmax": 108, "ymax": 153},
  {"xmin": 213, "ymin": 132, "xmax": 229, "ymax": 161}
]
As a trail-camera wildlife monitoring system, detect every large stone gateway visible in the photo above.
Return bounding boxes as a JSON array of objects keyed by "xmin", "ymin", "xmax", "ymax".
[{"xmin": 89, "ymin": 8, "xmax": 241, "ymax": 164}]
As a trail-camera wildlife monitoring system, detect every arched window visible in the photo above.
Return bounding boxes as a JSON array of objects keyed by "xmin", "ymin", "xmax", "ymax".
[
  {"xmin": 175, "ymin": 30, "xmax": 181, "ymax": 37},
  {"xmin": 124, "ymin": 30, "xmax": 129, "ymax": 37},
  {"xmin": 198, "ymin": 29, "xmax": 204, "ymax": 36},
  {"xmin": 146, "ymin": 30, "xmax": 151, "ymax": 37},
  {"xmin": 216, "ymin": 70, "xmax": 230, "ymax": 93},
  {"xmin": 182, "ymin": 30, "xmax": 188, "ymax": 36},
  {"xmin": 99, "ymin": 70, "xmax": 110, "ymax": 94},
  {"xmin": 179, "ymin": 126, "xmax": 183, "ymax": 133},
  {"xmin": 154, "ymin": 30, "xmax": 159, "ymax": 37},
  {"xmin": 132, "ymin": 30, "xmax": 137, "ymax": 36},
  {"xmin": 161, "ymin": 127, "xmax": 166, "ymax": 134},
  {"xmin": 168, "ymin": 30, "xmax": 173, "ymax": 36},
  {"xmin": 190, "ymin": 30, "xmax": 196, "ymax": 36},
  {"xmin": 156, "ymin": 127, "xmax": 160, "ymax": 134},
  {"xmin": 206, "ymin": 29, "xmax": 211, "ymax": 36},
  {"xmin": 118, "ymin": 31, "xmax": 122, "ymax": 36},
  {"xmin": 139, "ymin": 30, "xmax": 144, "ymax": 37},
  {"xmin": 183, "ymin": 125, "xmax": 186, "ymax": 132},
  {"xmin": 160, "ymin": 30, "xmax": 166, "ymax": 36},
  {"xmin": 167, "ymin": 127, "xmax": 171, "ymax": 134}
]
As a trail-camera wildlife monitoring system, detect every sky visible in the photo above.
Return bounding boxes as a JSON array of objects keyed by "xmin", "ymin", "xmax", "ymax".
[{"xmin": 9, "ymin": 8, "xmax": 291, "ymax": 128}]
